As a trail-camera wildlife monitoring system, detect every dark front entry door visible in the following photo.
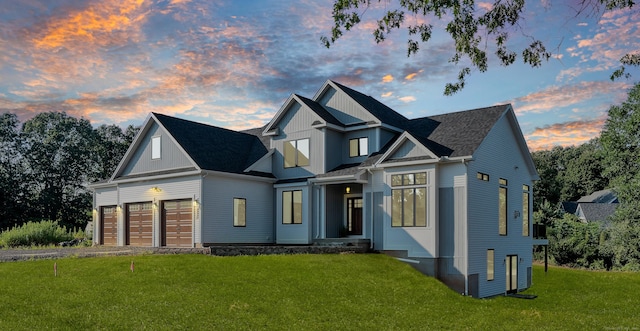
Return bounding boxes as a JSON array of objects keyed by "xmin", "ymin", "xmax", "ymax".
[
  {"xmin": 347, "ymin": 197, "xmax": 363, "ymax": 235},
  {"xmin": 506, "ymin": 255, "xmax": 518, "ymax": 294}
]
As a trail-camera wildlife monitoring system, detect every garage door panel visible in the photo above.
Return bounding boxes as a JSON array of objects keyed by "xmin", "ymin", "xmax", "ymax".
[
  {"xmin": 127, "ymin": 202, "xmax": 153, "ymax": 247},
  {"xmin": 162, "ymin": 199, "xmax": 193, "ymax": 247},
  {"xmin": 101, "ymin": 206, "xmax": 118, "ymax": 246}
]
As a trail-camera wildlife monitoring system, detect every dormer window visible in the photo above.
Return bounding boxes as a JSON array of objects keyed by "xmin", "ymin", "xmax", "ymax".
[
  {"xmin": 349, "ymin": 137, "xmax": 368, "ymax": 157},
  {"xmin": 151, "ymin": 136, "xmax": 161, "ymax": 159},
  {"xmin": 284, "ymin": 138, "xmax": 310, "ymax": 168}
]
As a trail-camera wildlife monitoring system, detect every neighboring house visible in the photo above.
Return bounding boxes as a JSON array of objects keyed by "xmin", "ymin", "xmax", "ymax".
[
  {"xmin": 91, "ymin": 80, "xmax": 540, "ymax": 298},
  {"xmin": 561, "ymin": 189, "xmax": 619, "ymax": 223}
]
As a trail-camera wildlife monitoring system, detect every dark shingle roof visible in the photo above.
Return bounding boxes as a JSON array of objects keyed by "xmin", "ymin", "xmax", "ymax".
[
  {"xmin": 577, "ymin": 203, "xmax": 618, "ymax": 222},
  {"xmin": 296, "ymin": 94, "xmax": 343, "ymax": 126},
  {"xmin": 331, "ymin": 81, "xmax": 409, "ymax": 129},
  {"xmin": 153, "ymin": 113, "xmax": 271, "ymax": 176},
  {"xmin": 577, "ymin": 189, "xmax": 618, "ymax": 203},
  {"xmin": 561, "ymin": 201, "xmax": 579, "ymax": 214},
  {"xmin": 405, "ymin": 105, "xmax": 508, "ymax": 157}
]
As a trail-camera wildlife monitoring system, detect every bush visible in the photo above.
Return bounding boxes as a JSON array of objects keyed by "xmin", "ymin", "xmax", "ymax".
[{"xmin": 0, "ymin": 221, "xmax": 75, "ymax": 248}]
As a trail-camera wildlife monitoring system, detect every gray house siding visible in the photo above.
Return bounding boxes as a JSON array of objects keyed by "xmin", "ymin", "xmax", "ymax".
[
  {"xmin": 325, "ymin": 129, "xmax": 343, "ymax": 172},
  {"xmin": 117, "ymin": 175, "xmax": 201, "ymax": 247},
  {"xmin": 93, "ymin": 186, "xmax": 118, "ymax": 245},
  {"xmin": 121, "ymin": 122, "xmax": 193, "ymax": 177},
  {"xmin": 200, "ymin": 174, "xmax": 274, "ymax": 244},
  {"xmin": 271, "ymin": 103, "xmax": 324, "ymax": 179},
  {"xmin": 318, "ymin": 86, "xmax": 376, "ymax": 125},
  {"xmin": 466, "ymin": 113, "xmax": 534, "ymax": 298},
  {"xmin": 275, "ymin": 183, "xmax": 312, "ymax": 244},
  {"xmin": 389, "ymin": 139, "xmax": 433, "ymax": 160},
  {"xmin": 381, "ymin": 165, "xmax": 437, "ymax": 257},
  {"xmin": 342, "ymin": 129, "xmax": 377, "ymax": 164}
]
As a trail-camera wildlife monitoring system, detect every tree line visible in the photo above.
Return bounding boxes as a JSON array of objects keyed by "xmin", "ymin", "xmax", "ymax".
[
  {"xmin": 532, "ymin": 82, "xmax": 640, "ymax": 270},
  {"xmin": 0, "ymin": 112, "xmax": 138, "ymax": 231}
]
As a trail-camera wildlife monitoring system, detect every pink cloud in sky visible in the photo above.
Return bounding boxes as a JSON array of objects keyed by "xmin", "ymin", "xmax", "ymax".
[{"xmin": 526, "ymin": 118, "xmax": 606, "ymax": 151}]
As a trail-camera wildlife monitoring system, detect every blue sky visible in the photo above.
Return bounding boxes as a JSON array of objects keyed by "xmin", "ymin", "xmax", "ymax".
[{"xmin": 0, "ymin": 0, "xmax": 638, "ymax": 150}]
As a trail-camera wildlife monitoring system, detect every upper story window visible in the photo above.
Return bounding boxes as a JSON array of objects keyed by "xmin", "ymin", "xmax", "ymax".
[
  {"xmin": 233, "ymin": 198, "xmax": 246, "ymax": 227},
  {"xmin": 151, "ymin": 136, "xmax": 161, "ymax": 159},
  {"xmin": 349, "ymin": 137, "xmax": 368, "ymax": 157},
  {"xmin": 284, "ymin": 138, "xmax": 309, "ymax": 168},
  {"xmin": 477, "ymin": 172, "xmax": 489, "ymax": 181},
  {"xmin": 391, "ymin": 172, "xmax": 427, "ymax": 227},
  {"xmin": 499, "ymin": 178, "xmax": 508, "ymax": 236}
]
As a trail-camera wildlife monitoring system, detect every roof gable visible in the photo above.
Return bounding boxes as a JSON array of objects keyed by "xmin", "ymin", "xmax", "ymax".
[
  {"xmin": 152, "ymin": 113, "xmax": 270, "ymax": 175},
  {"xmin": 262, "ymin": 94, "xmax": 335, "ymax": 135},
  {"xmin": 375, "ymin": 132, "xmax": 438, "ymax": 165},
  {"xmin": 111, "ymin": 114, "xmax": 198, "ymax": 180}
]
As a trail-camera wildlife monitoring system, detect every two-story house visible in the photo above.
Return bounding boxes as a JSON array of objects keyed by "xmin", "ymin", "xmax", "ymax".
[{"xmin": 91, "ymin": 80, "xmax": 539, "ymax": 298}]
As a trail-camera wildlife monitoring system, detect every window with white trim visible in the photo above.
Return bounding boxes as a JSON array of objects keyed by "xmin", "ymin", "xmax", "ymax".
[
  {"xmin": 151, "ymin": 136, "xmax": 161, "ymax": 159},
  {"xmin": 284, "ymin": 139, "xmax": 310, "ymax": 168},
  {"xmin": 234, "ymin": 198, "xmax": 246, "ymax": 227}
]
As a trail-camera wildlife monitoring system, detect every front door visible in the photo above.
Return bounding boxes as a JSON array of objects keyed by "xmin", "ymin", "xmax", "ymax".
[
  {"xmin": 506, "ymin": 255, "xmax": 518, "ymax": 294},
  {"xmin": 347, "ymin": 197, "xmax": 363, "ymax": 235}
]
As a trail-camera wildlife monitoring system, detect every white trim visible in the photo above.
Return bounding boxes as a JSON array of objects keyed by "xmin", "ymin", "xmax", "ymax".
[{"xmin": 373, "ymin": 132, "xmax": 438, "ymax": 166}]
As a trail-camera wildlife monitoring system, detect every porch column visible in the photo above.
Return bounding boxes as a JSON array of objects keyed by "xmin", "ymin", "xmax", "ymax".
[{"xmin": 320, "ymin": 185, "xmax": 326, "ymax": 239}]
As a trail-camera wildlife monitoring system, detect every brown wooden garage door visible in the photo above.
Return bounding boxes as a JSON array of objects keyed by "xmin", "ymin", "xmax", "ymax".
[
  {"xmin": 126, "ymin": 202, "xmax": 153, "ymax": 246},
  {"xmin": 162, "ymin": 199, "xmax": 192, "ymax": 247},
  {"xmin": 100, "ymin": 206, "xmax": 118, "ymax": 246}
]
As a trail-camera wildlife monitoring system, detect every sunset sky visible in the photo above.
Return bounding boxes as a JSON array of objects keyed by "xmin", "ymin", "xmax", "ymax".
[{"xmin": 0, "ymin": 0, "xmax": 638, "ymax": 151}]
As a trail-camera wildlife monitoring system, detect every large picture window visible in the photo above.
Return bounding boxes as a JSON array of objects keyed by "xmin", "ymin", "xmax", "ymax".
[
  {"xmin": 282, "ymin": 190, "xmax": 302, "ymax": 224},
  {"xmin": 522, "ymin": 185, "xmax": 530, "ymax": 236},
  {"xmin": 284, "ymin": 139, "xmax": 310, "ymax": 168},
  {"xmin": 234, "ymin": 198, "xmax": 246, "ymax": 227},
  {"xmin": 349, "ymin": 137, "xmax": 368, "ymax": 157},
  {"xmin": 391, "ymin": 172, "xmax": 427, "ymax": 227},
  {"xmin": 499, "ymin": 178, "xmax": 508, "ymax": 236}
]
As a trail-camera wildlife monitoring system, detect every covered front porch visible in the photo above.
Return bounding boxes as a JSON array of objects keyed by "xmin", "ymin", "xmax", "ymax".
[{"xmin": 311, "ymin": 182, "xmax": 371, "ymax": 242}]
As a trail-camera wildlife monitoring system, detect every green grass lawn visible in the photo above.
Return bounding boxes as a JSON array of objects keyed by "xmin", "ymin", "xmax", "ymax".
[{"xmin": 1, "ymin": 254, "xmax": 638, "ymax": 330}]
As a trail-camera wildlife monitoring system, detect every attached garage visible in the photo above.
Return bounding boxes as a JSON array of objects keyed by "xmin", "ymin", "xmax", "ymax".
[
  {"xmin": 126, "ymin": 202, "xmax": 153, "ymax": 246},
  {"xmin": 100, "ymin": 206, "xmax": 118, "ymax": 246},
  {"xmin": 162, "ymin": 199, "xmax": 193, "ymax": 247}
]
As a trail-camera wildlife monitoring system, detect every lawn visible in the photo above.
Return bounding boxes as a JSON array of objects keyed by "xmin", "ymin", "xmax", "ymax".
[{"xmin": 0, "ymin": 253, "xmax": 638, "ymax": 330}]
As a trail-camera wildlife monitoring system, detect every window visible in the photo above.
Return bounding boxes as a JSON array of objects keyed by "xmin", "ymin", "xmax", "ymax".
[
  {"xmin": 151, "ymin": 136, "xmax": 161, "ymax": 159},
  {"xmin": 522, "ymin": 185, "xmax": 530, "ymax": 236},
  {"xmin": 284, "ymin": 139, "xmax": 310, "ymax": 168},
  {"xmin": 234, "ymin": 198, "xmax": 246, "ymax": 227},
  {"xmin": 349, "ymin": 137, "xmax": 368, "ymax": 157},
  {"xmin": 499, "ymin": 178, "xmax": 508, "ymax": 235},
  {"xmin": 391, "ymin": 172, "xmax": 427, "ymax": 227},
  {"xmin": 477, "ymin": 172, "xmax": 489, "ymax": 181},
  {"xmin": 282, "ymin": 190, "xmax": 302, "ymax": 224},
  {"xmin": 487, "ymin": 249, "xmax": 495, "ymax": 281}
]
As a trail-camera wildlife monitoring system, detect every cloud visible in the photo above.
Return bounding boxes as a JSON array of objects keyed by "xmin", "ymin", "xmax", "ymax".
[
  {"xmin": 398, "ymin": 96, "xmax": 416, "ymax": 103},
  {"xmin": 525, "ymin": 118, "xmax": 605, "ymax": 151},
  {"xmin": 405, "ymin": 73, "xmax": 418, "ymax": 80},
  {"xmin": 381, "ymin": 91, "xmax": 393, "ymax": 98},
  {"xmin": 508, "ymin": 81, "xmax": 630, "ymax": 115},
  {"xmin": 382, "ymin": 75, "xmax": 394, "ymax": 83}
]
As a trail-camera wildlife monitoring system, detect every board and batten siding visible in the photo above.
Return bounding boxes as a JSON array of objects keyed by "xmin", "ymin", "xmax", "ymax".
[
  {"xmin": 121, "ymin": 122, "xmax": 193, "ymax": 177},
  {"xmin": 270, "ymin": 102, "xmax": 325, "ymax": 179},
  {"xmin": 93, "ymin": 186, "xmax": 118, "ymax": 245},
  {"xmin": 200, "ymin": 174, "xmax": 274, "ymax": 244},
  {"xmin": 382, "ymin": 165, "xmax": 437, "ymax": 257},
  {"xmin": 389, "ymin": 139, "xmax": 434, "ymax": 160},
  {"xmin": 466, "ymin": 112, "xmax": 534, "ymax": 298},
  {"xmin": 118, "ymin": 175, "xmax": 201, "ymax": 247},
  {"xmin": 317, "ymin": 86, "xmax": 377, "ymax": 125}
]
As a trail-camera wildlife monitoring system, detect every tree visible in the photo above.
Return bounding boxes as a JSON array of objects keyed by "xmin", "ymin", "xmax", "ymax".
[
  {"xmin": 560, "ymin": 139, "xmax": 608, "ymax": 202},
  {"xmin": 93, "ymin": 124, "xmax": 139, "ymax": 181},
  {"xmin": 600, "ymin": 82, "xmax": 640, "ymax": 270},
  {"xmin": 322, "ymin": 0, "xmax": 638, "ymax": 95},
  {"xmin": 21, "ymin": 112, "xmax": 99, "ymax": 229},
  {"xmin": 0, "ymin": 113, "xmax": 28, "ymax": 229}
]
